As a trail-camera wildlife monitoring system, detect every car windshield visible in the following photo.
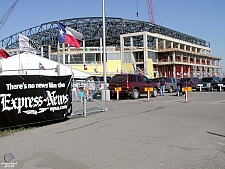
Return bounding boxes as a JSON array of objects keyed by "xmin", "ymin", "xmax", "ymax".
[
  {"xmin": 151, "ymin": 78, "xmax": 160, "ymax": 83},
  {"xmin": 110, "ymin": 75, "xmax": 126, "ymax": 83},
  {"xmin": 201, "ymin": 78, "xmax": 214, "ymax": 82}
]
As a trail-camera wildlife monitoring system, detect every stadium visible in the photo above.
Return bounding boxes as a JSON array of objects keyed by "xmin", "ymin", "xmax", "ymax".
[{"xmin": 0, "ymin": 17, "xmax": 222, "ymax": 78}]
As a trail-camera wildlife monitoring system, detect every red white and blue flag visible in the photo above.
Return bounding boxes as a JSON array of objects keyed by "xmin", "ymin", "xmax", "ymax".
[
  {"xmin": 39, "ymin": 62, "xmax": 45, "ymax": 70},
  {"xmin": 58, "ymin": 22, "xmax": 83, "ymax": 48},
  {"xmin": 0, "ymin": 47, "xmax": 10, "ymax": 58}
]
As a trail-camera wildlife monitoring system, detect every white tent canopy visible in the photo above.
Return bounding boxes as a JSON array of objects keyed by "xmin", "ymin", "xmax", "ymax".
[{"xmin": 0, "ymin": 52, "xmax": 92, "ymax": 78}]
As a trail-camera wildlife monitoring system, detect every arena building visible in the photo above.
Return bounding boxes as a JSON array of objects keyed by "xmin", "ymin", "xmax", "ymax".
[{"xmin": 0, "ymin": 17, "xmax": 222, "ymax": 78}]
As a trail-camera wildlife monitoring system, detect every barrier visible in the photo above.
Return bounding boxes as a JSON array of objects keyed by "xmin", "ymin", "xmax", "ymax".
[
  {"xmin": 218, "ymin": 84, "xmax": 223, "ymax": 92},
  {"xmin": 182, "ymin": 87, "xmax": 192, "ymax": 102},
  {"xmin": 198, "ymin": 84, "xmax": 203, "ymax": 91},
  {"xmin": 114, "ymin": 87, "xmax": 122, "ymax": 100},
  {"xmin": 144, "ymin": 87, "xmax": 153, "ymax": 101}
]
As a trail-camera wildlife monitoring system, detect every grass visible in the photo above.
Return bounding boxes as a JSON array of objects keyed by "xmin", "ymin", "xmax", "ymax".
[{"xmin": 0, "ymin": 126, "xmax": 36, "ymax": 136}]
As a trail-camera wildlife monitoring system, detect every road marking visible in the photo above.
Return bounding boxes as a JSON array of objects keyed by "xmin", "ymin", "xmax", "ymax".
[
  {"xmin": 212, "ymin": 100, "xmax": 225, "ymax": 104},
  {"xmin": 165, "ymin": 97, "xmax": 195, "ymax": 102}
]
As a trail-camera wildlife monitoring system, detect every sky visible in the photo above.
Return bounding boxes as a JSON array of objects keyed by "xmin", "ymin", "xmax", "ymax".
[{"xmin": 0, "ymin": 0, "xmax": 224, "ymax": 72}]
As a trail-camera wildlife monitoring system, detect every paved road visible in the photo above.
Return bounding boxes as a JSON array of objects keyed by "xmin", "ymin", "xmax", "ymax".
[{"xmin": 0, "ymin": 92, "xmax": 225, "ymax": 169}]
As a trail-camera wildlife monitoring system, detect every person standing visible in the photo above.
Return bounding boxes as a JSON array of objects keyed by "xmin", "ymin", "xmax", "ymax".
[
  {"xmin": 72, "ymin": 80, "xmax": 79, "ymax": 101},
  {"xmin": 86, "ymin": 76, "xmax": 96, "ymax": 101},
  {"xmin": 159, "ymin": 77, "xmax": 166, "ymax": 96}
]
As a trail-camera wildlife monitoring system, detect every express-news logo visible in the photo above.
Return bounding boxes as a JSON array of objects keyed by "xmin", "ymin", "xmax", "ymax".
[{"xmin": 1, "ymin": 153, "xmax": 17, "ymax": 168}]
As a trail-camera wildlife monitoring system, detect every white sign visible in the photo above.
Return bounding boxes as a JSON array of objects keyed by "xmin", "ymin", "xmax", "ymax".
[{"xmin": 197, "ymin": 84, "xmax": 203, "ymax": 87}]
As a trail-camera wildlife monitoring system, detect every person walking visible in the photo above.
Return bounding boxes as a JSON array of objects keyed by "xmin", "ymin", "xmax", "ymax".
[
  {"xmin": 159, "ymin": 77, "xmax": 166, "ymax": 96},
  {"xmin": 86, "ymin": 76, "xmax": 96, "ymax": 101}
]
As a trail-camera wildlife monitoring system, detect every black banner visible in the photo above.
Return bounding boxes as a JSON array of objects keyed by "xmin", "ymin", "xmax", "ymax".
[{"xmin": 0, "ymin": 75, "xmax": 72, "ymax": 129}]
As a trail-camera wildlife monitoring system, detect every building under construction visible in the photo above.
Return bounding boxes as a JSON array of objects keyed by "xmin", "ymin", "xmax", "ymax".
[{"xmin": 0, "ymin": 17, "xmax": 222, "ymax": 78}]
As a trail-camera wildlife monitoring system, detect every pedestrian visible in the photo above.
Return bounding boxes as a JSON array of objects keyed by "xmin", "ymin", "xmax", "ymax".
[
  {"xmin": 86, "ymin": 76, "xmax": 96, "ymax": 101},
  {"xmin": 176, "ymin": 80, "xmax": 181, "ymax": 96},
  {"xmin": 159, "ymin": 77, "xmax": 166, "ymax": 96},
  {"xmin": 72, "ymin": 80, "xmax": 79, "ymax": 101},
  {"xmin": 180, "ymin": 79, "xmax": 187, "ymax": 96}
]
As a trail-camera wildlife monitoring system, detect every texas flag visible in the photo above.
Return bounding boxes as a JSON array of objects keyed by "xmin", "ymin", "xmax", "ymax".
[
  {"xmin": 58, "ymin": 22, "xmax": 83, "ymax": 48},
  {"xmin": 39, "ymin": 62, "xmax": 45, "ymax": 70},
  {"xmin": 0, "ymin": 47, "xmax": 10, "ymax": 58}
]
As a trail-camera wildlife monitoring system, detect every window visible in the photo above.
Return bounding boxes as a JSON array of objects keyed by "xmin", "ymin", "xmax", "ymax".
[
  {"xmin": 128, "ymin": 75, "xmax": 136, "ymax": 82},
  {"xmin": 143, "ymin": 76, "xmax": 149, "ymax": 82},
  {"xmin": 138, "ymin": 76, "xmax": 143, "ymax": 82}
]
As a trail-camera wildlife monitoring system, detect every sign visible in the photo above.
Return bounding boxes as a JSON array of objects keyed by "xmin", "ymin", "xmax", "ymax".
[
  {"xmin": 182, "ymin": 87, "xmax": 192, "ymax": 92},
  {"xmin": 197, "ymin": 84, "xmax": 203, "ymax": 87},
  {"xmin": 144, "ymin": 87, "xmax": 153, "ymax": 92},
  {"xmin": 0, "ymin": 75, "xmax": 72, "ymax": 129},
  {"xmin": 114, "ymin": 87, "xmax": 122, "ymax": 91}
]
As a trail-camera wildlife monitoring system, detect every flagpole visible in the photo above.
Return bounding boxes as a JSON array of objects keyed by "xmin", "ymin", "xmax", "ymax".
[
  {"xmin": 57, "ymin": 41, "xmax": 60, "ymax": 76},
  {"xmin": 18, "ymin": 33, "xmax": 21, "ymax": 75},
  {"xmin": 102, "ymin": 0, "xmax": 107, "ymax": 111}
]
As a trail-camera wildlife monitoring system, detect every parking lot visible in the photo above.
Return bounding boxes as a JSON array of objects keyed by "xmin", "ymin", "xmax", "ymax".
[{"xmin": 0, "ymin": 91, "xmax": 224, "ymax": 169}]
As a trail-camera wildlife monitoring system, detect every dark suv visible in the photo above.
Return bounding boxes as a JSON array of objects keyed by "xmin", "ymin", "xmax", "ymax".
[
  {"xmin": 108, "ymin": 74, "xmax": 158, "ymax": 99},
  {"xmin": 196, "ymin": 76, "xmax": 222, "ymax": 91},
  {"xmin": 181, "ymin": 77, "xmax": 200, "ymax": 89}
]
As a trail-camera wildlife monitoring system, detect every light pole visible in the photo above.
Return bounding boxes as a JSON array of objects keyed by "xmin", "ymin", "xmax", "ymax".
[{"xmin": 102, "ymin": 0, "xmax": 107, "ymax": 111}]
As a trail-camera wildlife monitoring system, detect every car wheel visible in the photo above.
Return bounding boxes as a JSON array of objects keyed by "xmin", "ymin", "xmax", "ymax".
[
  {"xmin": 152, "ymin": 88, "xmax": 158, "ymax": 97},
  {"xmin": 132, "ymin": 89, "xmax": 139, "ymax": 99},
  {"xmin": 168, "ymin": 87, "xmax": 173, "ymax": 93}
]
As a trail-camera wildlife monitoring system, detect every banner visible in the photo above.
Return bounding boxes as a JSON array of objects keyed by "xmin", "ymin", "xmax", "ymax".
[
  {"xmin": 0, "ymin": 75, "xmax": 72, "ymax": 129},
  {"xmin": 19, "ymin": 33, "xmax": 41, "ymax": 53}
]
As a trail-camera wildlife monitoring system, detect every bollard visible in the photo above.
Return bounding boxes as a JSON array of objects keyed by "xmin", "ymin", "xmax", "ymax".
[
  {"xmin": 218, "ymin": 84, "xmax": 223, "ymax": 92},
  {"xmin": 184, "ymin": 87, "xmax": 188, "ymax": 102},
  {"xmin": 114, "ymin": 87, "xmax": 121, "ymax": 100},
  {"xmin": 144, "ymin": 87, "xmax": 153, "ymax": 101}
]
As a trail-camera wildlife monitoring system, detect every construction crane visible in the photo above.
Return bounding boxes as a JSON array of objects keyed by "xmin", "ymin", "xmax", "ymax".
[
  {"xmin": 146, "ymin": 0, "xmax": 155, "ymax": 24},
  {"xmin": 0, "ymin": 0, "xmax": 19, "ymax": 30}
]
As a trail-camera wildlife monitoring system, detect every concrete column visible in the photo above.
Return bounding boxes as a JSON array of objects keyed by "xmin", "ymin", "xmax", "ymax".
[
  {"xmin": 156, "ymin": 38, "xmax": 158, "ymax": 50},
  {"xmin": 143, "ymin": 32, "xmax": 148, "ymax": 75},
  {"xmin": 181, "ymin": 54, "xmax": 183, "ymax": 62},
  {"xmin": 163, "ymin": 40, "xmax": 166, "ymax": 49},
  {"xmin": 188, "ymin": 66, "xmax": 190, "ymax": 77},
  {"xmin": 194, "ymin": 56, "xmax": 196, "ymax": 64},
  {"xmin": 173, "ymin": 65, "xmax": 176, "ymax": 78},
  {"xmin": 83, "ymin": 40, "xmax": 85, "ymax": 64},
  {"xmin": 190, "ymin": 46, "xmax": 192, "ymax": 52},
  {"xmin": 181, "ymin": 66, "xmax": 183, "ymax": 78},
  {"xmin": 199, "ymin": 67, "xmax": 202, "ymax": 79},
  {"xmin": 184, "ymin": 45, "xmax": 186, "ymax": 51},
  {"xmin": 178, "ymin": 43, "xmax": 180, "ymax": 49},
  {"xmin": 171, "ymin": 42, "xmax": 173, "ymax": 48},
  {"xmin": 188, "ymin": 55, "xmax": 190, "ymax": 63},
  {"xmin": 120, "ymin": 35, "xmax": 124, "ymax": 72},
  {"xmin": 172, "ymin": 52, "xmax": 175, "ymax": 62}
]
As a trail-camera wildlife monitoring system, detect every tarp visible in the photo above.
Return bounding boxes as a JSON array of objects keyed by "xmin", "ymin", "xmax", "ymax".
[{"xmin": 0, "ymin": 75, "xmax": 72, "ymax": 129}]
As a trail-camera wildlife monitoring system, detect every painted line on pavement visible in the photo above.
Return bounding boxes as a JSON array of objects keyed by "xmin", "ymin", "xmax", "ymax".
[
  {"xmin": 164, "ymin": 97, "xmax": 195, "ymax": 103},
  {"xmin": 212, "ymin": 100, "xmax": 225, "ymax": 104}
]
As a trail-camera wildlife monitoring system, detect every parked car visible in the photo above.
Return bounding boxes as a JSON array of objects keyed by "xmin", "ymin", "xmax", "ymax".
[
  {"xmin": 150, "ymin": 77, "xmax": 177, "ymax": 93},
  {"xmin": 196, "ymin": 76, "xmax": 222, "ymax": 91},
  {"xmin": 108, "ymin": 74, "xmax": 158, "ymax": 99},
  {"xmin": 216, "ymin": 77, "xmax": 225, "ymax": 91},
  {"xmin": 181, "ymin": 77, "xmax": 200, "ymax": 89}
]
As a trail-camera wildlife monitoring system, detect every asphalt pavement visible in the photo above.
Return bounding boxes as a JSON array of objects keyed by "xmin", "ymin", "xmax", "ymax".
[{"xmin": 0, "ymin": 91, "xmax": 225, "ymax": 169}]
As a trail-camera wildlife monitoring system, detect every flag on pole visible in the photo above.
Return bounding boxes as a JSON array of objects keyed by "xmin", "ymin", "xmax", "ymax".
[
  {"xmin": 58, "ymin": 22, "xmax": 83, "ymax": 48},
  {"xmin": 0, "ymin": 47, "xmax": 10, "ymax": 58},
  {"xmin": 19, "ymin": 33, "xmax": 41, "ymax": 52},
  {"xmin": 39, "ymin": 62, "xmax": 45, "ymax": 70}
]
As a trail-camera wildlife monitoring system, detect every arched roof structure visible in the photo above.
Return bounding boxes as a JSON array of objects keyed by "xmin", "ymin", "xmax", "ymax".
[{"xmin": 0, "ymin": 17, "xmax": 210, "ymax": 57}]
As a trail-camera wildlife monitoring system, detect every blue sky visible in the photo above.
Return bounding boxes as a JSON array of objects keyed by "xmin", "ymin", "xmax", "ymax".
[{"xmin": 0, "ymin": 0, "xmax": 224, "ymax": 71}]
